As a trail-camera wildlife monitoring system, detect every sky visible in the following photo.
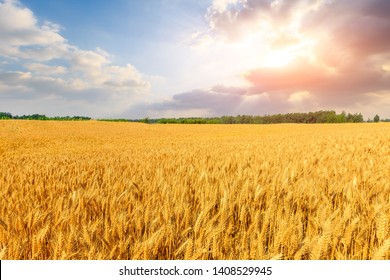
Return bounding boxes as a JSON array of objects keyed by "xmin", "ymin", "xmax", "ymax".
[{"xmin": 0, "ymin": 0, "xmax": 390, "ymax": 119}]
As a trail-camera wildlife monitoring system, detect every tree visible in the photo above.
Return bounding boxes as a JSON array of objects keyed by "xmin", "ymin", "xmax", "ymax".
[
  {"xmin": 336, "ymin": 111, "xmax": 347, "ymax": 123},
  {"xmin": 0, "ymin": 112, "xmax": 12, "ymax": 119},
  {"xmin": 353, "ymin": 113, "xmax": 364, "ymax": 123},
  {"xmin": 140, "ymin": 117, "xmax": 150, "ymax": 124},
  {"xmin": 373, "ymin": 114, "xmax": 380, "ymax": 122}
]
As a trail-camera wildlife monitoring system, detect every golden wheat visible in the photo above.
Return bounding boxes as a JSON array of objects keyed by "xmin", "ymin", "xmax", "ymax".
[{"xmin": 0, "ymin": 120, "xmax": 389, "ymax": 259}]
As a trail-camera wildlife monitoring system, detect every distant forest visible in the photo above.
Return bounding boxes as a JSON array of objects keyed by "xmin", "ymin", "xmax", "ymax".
[
  {"xmin": 0, "ymin": 111, "xmax": 387, "ymax": 124},
  {"xmin": 0, "ymin": 112, "xmax": 91, "ymax": 121}
]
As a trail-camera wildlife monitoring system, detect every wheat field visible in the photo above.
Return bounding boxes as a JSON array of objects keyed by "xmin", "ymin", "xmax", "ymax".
[{"xmin": 0, "ymin": 120, "xmax": 389, "ymax": 260}]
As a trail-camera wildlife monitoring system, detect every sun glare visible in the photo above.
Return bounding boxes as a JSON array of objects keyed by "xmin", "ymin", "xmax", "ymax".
[
  {"xmin": 382, "ymin": 63, "xmax": 390, "ymax": 72},
  {"xmin": 262, "ymin": 50, "xmax": 296, "ymax": 68}
]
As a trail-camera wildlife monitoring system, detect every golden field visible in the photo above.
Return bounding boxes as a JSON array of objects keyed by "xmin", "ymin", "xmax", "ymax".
[{"xmin": 0, "ymin": 120, "xmax": 389, "ymax": 260}]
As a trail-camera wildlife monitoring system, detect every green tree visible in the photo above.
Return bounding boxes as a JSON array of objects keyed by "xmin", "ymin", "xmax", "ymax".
[
  {"xmin": 140, "ymin": 117, "xmax": 150, "ymax": 124},
  {"xmin": 373, "ymin": 114, "xmax": 380, "ymax": 122},
  {"xmin": 0, "ymin": 112, "xmax": 12, "ymax": 119},
  {"xmin": 335, "ymin": 111, "xmax": 347, "ymax": 123},
  {"xmin": 353, "ymin": 113, "xmax": 364, "ymax": 123}
]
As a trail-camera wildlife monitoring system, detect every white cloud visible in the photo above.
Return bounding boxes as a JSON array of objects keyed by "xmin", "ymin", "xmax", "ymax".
[
  {"xmin": 210, "ymin": 0, "xmax": 242, "ymax": 13},
  {"xmin": 18, "ymin": 42, "xmax": 73, "ymax": 62},
  {"xmin": 288, "ymin": 90, "xmax": 310, "ymax": 103},
  {"xmin": 0, "ymin": 0, "xmax": 65, "ymax": 58},
  {"xmin": 68, "ymin": 49, "xmax": 149, "ymax": 93},
  {"xmin": 0, "ymin": 0, "xmax": 36, "ymax": 31},
  {"xmin": 187, "ymin": 32, "xmax": 214, "ymax": 52},
  {"xmin": 103, "ymin": 65, "xmax": 149, "ymax": 89},
  {"xmin": 24, "ymin": 63, "xmax": 67, "ymax": 75},
  {"xmin": 70, "ymin": 49, "xmax": 110, "ymax": 70}
]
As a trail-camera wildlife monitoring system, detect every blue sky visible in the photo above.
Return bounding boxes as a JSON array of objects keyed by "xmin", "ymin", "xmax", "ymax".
[
  {"xmin": 21, "ymin": 0, "xmax": 210, "ymax": 86},
  {"xmin": 1, "ymin": 0, "xmax": 390, "ymax": 119},
  {"xmin": 22, "ymin": 0, "xmax": 208, "ymax": 66}
]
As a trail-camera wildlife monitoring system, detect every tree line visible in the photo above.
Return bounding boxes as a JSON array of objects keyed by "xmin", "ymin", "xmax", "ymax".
[
  {"xmin": 148, "ymin": 111, "xmax": 366, "ymax": 124},
  {"xmin": 0, "ymin": 112, "xmax": 91, "ymax": 121},
  {"xmin": 0, "ymin": 110, "xmax": 385, "ymax": 124}
]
